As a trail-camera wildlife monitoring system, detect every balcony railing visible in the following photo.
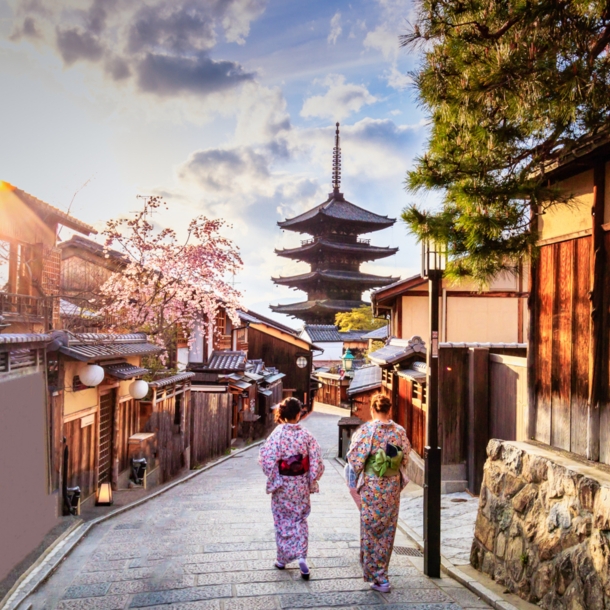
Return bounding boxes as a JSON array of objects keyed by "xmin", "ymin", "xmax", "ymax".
[
  {"xmin": 301, "ymin": 238, "xmax": 315, "ymax": 247},
  {"xmin": 357, "ymin": 238, "xmax": 371, "ymax": 245},
  {"xmin": 0, "ymin": 292, "xmax": 49, "ymax": 320}
]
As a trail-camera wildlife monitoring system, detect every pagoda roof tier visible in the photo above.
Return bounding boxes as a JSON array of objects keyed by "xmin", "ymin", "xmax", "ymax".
[
  {"xmin": 278, "ymin": 191, "xmax": 395, "ymax": 235},
  {"xmin": 275, "ymin": 238, "xmax": 398, "ymax": 262},
  {"xmin": 272, "ymin": 269, "xmax": 398, "ymax": 290},
  {"xmin": 271, "ymin": 299, "xmax": 368, "ymax": 320}
]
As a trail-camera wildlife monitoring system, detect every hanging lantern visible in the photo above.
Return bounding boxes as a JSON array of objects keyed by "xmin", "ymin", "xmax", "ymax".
[
  {"xmin": 129, "ymin": 379, "xmax": 149, "ymax": 400},
  {"xmin": 77, "ymin": 363, "xmax": 105, "ymax": 387}
]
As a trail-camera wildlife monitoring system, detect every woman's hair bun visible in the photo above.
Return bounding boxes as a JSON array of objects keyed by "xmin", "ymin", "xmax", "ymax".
[
  {"xmin": 275, "ymin": 397, "xmax": 303, "ymax": 423},
  {"xmin": 371, "ymin": 393, "xmax": 392, "ymax": 414}
]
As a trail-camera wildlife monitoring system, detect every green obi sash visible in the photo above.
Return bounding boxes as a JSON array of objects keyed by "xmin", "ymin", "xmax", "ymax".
[{"xmin": 364, "ymin": 447, "xmax": 403, "ymax": 478}]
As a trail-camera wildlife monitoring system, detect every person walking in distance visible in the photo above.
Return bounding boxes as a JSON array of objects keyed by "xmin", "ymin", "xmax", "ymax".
[
  {"xmin": 259, "ymin": 397, "xmax": 325, "ymax": 580},
  {"xmin": 347, "ymin": 393, "xmax": 411, "ymax": 593}
]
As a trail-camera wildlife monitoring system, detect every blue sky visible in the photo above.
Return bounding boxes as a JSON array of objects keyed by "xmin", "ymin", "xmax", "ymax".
[{"xmin": 0, "ymin": 0, "xmax": 435, "ymax": 328}]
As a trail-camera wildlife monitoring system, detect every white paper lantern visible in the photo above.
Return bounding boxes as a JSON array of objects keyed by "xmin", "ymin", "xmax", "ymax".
[
  {"xmin": 77, "ymin": 363, "xmax": 105, "ymax": 387},
  {"xmin": 129, "ymin": 380, "xmax": 149, "ymax": 400}
]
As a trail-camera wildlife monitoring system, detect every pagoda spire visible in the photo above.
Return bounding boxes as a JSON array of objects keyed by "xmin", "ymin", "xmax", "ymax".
[{"xmin": 332, "ymin": 122, "xmax": 341, "ymax": 192}]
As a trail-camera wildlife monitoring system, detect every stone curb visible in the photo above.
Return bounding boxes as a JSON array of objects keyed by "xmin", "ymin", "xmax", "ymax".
[
  {"xmin": 1, "ymin": 441, "xmax": 265, "ymax": 610},
  {"xmin": 395, "ymin": 518, "xmax": 519, "ymax": 610}
]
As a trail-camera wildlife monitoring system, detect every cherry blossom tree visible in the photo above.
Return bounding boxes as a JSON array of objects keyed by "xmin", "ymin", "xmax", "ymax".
[{"xmin": 99, "ymin": 196, "xmax": 242, "ymax": 360}]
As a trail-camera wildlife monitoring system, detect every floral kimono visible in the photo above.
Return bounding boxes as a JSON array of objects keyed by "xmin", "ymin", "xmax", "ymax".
[
  {"xmin": 259, "ymin": 423, "xmax": 325, "ymax": 564},
  {"xmin": 347, "ymin": 420, "xmax": 411, "ymax": 585}
]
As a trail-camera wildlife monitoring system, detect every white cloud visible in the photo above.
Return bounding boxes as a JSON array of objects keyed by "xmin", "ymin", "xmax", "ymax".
[
  {"xmin": 364, "ymin": 25, "xmax": 398, "ymax": 61},
  {"xmin": 327, "ymin": 11, "xmax": 342, "ymax": 45},
  {"xmin": 300, "ymin": 75, "xmax": 378, "ymax": 121},
  {"xmin": 386, "ymin": 65, "xmax": 412, "ymax": 90}
]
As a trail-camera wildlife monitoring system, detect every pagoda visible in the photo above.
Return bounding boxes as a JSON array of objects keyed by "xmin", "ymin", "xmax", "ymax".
[{"xmin": 271, "ymin": 123, "xmax": 398, "ymax": 324}]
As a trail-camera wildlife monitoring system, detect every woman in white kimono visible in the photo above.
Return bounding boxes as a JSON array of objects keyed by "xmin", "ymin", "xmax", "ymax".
[{"xmin": 259, "ymin": 398, "xmax": 324, "ymax": 579}]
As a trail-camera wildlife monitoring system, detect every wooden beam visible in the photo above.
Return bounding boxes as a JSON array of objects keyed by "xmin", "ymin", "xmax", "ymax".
[
  {"xmin": 588, "ymin": 162, "xmax": 606, "ymax": 461},
  {"xmin": 468, "ymin": 348, "xmax": 489, "ymax": 495}
]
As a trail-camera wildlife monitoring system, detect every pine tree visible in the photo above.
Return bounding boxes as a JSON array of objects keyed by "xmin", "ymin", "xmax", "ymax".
[
  {"xmin": 335, "ymin": 305, "xmax": 386, "ymax": 332},
  {"xmin": 401, "ymin": 0, "xmax": 610, "ymax": 282}
]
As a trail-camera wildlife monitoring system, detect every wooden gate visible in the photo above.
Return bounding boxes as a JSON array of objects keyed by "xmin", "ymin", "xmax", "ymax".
[
  {"xmin": 489, "ymin": 354, "xmax": 528, "ymax": 441},
  {"xmin": 190, "ymin": 390, "xmax": 232, "ymax": 466},
  {"xmin": 98, "ymin": 390, "xmax": 115, "ymax": 484}
]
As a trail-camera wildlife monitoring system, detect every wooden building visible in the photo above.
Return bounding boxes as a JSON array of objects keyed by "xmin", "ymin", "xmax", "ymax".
[
  {"xmin": 189, "ymin": 308, "xmax": 317, "ymax": 410},
  {"xmin": 0, "ymin": 181, "xmax": 95, "ymax": 333},
  {"xmin": 139, "ymin": 372, "xmax": 195, "ymax": 484},
  {"xmin": 55, "ymin": 332, "xmax": 162, "ymax": 504},
  {"xmin": 271, "ymin": 124, "xmax": 398, "ymax": 323},
  {"xmin": 528, "ymin": 132, "xmax": 610, "ymax": 463},
  {"xmin": 368, "ymin": 336, "xmax": 526, "ymax": 491},
  {"xmin": 372, "ymin": 271, "xmax": 528, "ymax": 344},
  {"xmin": 300, "ymin": 324, "xmax": 368, "ymax": 367},
  {"xmin": 347, "ymin": 364, "xmax": 382, "ymax": 418},
  {"xmin": 315, "ymin": 370, "xmax": 351, "ymax": 407}
]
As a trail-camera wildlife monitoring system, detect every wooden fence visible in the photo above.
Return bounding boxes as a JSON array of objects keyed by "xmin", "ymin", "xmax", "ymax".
[{"xmin": 190, "ymin": 389, "xmax": 232, "ymax": 466}]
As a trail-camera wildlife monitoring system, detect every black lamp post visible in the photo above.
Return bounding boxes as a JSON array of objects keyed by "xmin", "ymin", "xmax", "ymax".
[{"xmin": 421, "ymin": 236, "xmax": 446, "ymax": 578}]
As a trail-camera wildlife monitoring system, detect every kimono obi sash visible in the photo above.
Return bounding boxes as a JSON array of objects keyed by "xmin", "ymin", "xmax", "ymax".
[
  {"xmin": 364, "ymin": 443, "xmax": 403, "ymax": 478},
  {"xmin": 279, "ymin": 453, "xmax": 310, "ymax": 477}
]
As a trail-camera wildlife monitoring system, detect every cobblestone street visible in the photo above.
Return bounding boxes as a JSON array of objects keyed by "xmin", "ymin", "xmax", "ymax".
[{"xmin": 25, "ymin": 408, "xmax": 490, "ymax": 610}]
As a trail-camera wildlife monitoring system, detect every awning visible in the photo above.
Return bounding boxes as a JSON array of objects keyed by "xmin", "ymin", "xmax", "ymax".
[
  {"xmin": 103, "ymin": 362, "xmax": 149, "ymax": 380},
  {"xmin": 258, "ymin": 388, "xmax": 273, "ymax": 397},
  {"xmin": 263, "ymin": 373, "xmax": 285, "ymax": 384}
]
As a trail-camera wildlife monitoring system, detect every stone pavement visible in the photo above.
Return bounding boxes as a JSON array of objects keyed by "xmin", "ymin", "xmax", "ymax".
[
  {"xmin": 24, "ymin": 407, "xmax": 490, "ymax": 609},
  {"xmin": 399, "ymin": 486, "xmax": 479, "ymax": 566}
]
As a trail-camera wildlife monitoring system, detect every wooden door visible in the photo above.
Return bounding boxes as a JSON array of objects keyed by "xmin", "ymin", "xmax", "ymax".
[
  {"xmin": 411, "ymin": 382, "xmax": 426, "ymax": 457},
  {"xmin": 396, "ymin": 377, "xmax": 409, "ymax": 430},
  {"xmin": 98, "ymin": 390, "xmax": 115, "ymax": 484}
]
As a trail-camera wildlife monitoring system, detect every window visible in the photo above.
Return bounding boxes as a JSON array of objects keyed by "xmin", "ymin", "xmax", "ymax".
[
  {"xmin": 296, "ymin": 356, "xmax": 308, "ymax": 369},
  {"xmin": 174, "ymin": 392, "xmax": 183, "ymax": 427},
  {"xmin": 0, "ymin": 240, "xmax": 9, "ymax": 291}
]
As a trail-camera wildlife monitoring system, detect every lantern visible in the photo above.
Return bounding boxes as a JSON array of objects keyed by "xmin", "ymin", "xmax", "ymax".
[
  {"xmin": 129, "ymin": 380, "xmax": 149, "ymax": 400},
  {"xmin": 96, "ymin": 482, "xmax": 113, "ymax": 506},
  {"xmin": 77, "ymin": 363, "xmax": 104, "ymax": 387},
  {"xmin": 342, "ymin": 348, "xmax": 355, "ymax": 371},
  {"xmin": 421, "ymin": 237, "xmax": 447, "ymax": 279}
]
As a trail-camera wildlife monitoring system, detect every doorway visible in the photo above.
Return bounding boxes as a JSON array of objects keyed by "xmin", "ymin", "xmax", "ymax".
[{"xmin": 98, "ymin": 389, "xmax": 116, "ymax": 485}]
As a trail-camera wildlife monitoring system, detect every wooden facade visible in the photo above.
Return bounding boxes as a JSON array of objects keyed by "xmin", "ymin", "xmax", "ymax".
[
  {"xmin": 528, "ymin": 140, "xmax": 610, "ymax": 464},
  {"xmin": 190, "ymin": 389, "xmax": 232, "ymax": 466},
  {"xmin": 0, "ymin": 182, "xmax": 94, "ymax": 333},
  {"xmin": 140, "ymin": 377, "xmax": 192, "ymax": 484},
  {"xmin": 369, "ymin": 337, "xmax": 527, "ymax": 491}
]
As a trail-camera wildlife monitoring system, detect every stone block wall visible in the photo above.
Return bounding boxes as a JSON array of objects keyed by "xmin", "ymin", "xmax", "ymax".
[{"xmin": 471, "ymin": 439, "xmax": 610, "ymax": 609}]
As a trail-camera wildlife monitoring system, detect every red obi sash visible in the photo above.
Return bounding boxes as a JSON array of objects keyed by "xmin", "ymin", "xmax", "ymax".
[{"xmin": 279, "ymin": 454, "xmax": 310, "ymax": 476}]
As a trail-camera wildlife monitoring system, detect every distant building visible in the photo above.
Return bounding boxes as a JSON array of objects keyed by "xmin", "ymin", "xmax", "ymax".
[
  {"xmin": 300, "ymin": 324, "xmax": 368, "ymax": 367},
  {"xmin": 271, "ymin": 124, "xmax": 398, "ymax": 323}
]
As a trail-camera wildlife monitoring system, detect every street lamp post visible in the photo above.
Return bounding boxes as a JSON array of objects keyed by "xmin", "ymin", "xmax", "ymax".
[{"xmin": 421, "ymin": 237, "xmax": 446, "ymax": 578}]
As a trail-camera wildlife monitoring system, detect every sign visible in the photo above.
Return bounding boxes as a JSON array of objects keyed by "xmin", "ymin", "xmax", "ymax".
[
  {"xmin": 431, "ymin": 331, "xmax": 439, "ymax": 358},
  {"xmin": 339, "ymin": 369, "xmax": 345, "ymax": 380}
]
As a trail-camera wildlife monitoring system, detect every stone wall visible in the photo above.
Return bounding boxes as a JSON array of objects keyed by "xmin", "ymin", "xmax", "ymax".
[{"xmin": 471, "ymin": 439, "xmax": 610, "ymax": 609}]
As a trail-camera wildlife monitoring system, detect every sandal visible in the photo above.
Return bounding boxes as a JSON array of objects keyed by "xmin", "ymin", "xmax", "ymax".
[
  {"xmin": 274, "ymin": 561, "xmax": 285, "ymax": 570},
  {"xmin": 298, "ymin": 558, "xmax": 310, "ymax": 581},
  {"xmin": 370, "ymin": 580, "xmax": 391, "ymax": 593}
]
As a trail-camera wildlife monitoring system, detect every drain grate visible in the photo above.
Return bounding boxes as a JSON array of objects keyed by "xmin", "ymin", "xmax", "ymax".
[
  {"xmin": 393, "ymin": 546, "xmax": 423, "ymax": 557},
  {"xmin": 114, "ymin": 522, "xmax": 143, "ymax": 530}
]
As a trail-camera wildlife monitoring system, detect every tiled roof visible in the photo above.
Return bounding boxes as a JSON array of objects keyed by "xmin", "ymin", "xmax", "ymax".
[
  {"xmin": 279, "ymin": 192, "xmax": 395, "ymax": 232},
  {"xmin": 368, "ymin": 336, "xmax": 426, "ymax": 366},
  {"xmin": 103, "ymin": 362, "xmax": 149, "ymax": 380},
  {"xmin": 361, "ymin": 325, "xmax": 390, "ymax": 340},
  {"xmin": 68, "ymin": 332, "xmax": 149, "ymax": 344},
  {"xmin": 348, "ymin": 364, "xmax": 382, "ymax": 396},
  {"xmin": 304, "ymin": 325, "xmax": 370, "ymax": 343},
  {"xmin": 1, "ymin": 181, "xmax": 96, "ymax": 235},
  {"xmin": 204, "ymin": 350, "xmax": 247, "ymax": 371},
  {"xmin": 276, "ymin": 239, "xmax": 398, "ymax": 261},
  {"xmin": 60, "ymin": 341, "xmax": 162, "ymax": 362},
  {"xmin": 304, "ymin": 325, "xmax": 343, "ymax": 342},
  {"xmin": 149, "ymin": 372, "xmax": 195, "ymax": 388},
  {"xmin": 271, "ymin": 299, "xmax": 367, "ymax": 315},
  {"xmin": 273, "ymin": 269, "xmax": 398, "ymax": 287},
  {"xmin": 59, "ymin": 299, "xmax": 100, "ymax": 319},
  {"xmin": 59, "ymin": 235, "xmax": 128, "ymax": 264},
  {"xmin": 0, "ymin": 333, "xmax": 51, "ymax": 345},
  {"xmin": 238, "ymin": 309, "xmax": 299, "ymax": 336},
  {"xmin": 262, "ymin": 372, "xmax": 285, "ymax": 384},
  {"xmin": 397, "ymin": 362, "xmax": 427, "ymax": 383}
]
